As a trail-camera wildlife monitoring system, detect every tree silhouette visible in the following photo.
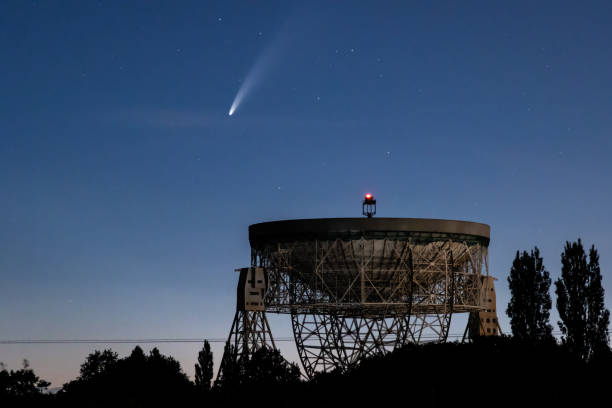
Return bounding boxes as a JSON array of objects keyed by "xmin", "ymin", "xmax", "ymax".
[
  {"xmin": 194, "ymin": 340, "xmax": 213, "ymax": 392},
  {"xmin": 129, "ymin": 345, "xmax": 146, "ymax": 363},
  {"xmin": 59, "ymin": 346, "xmax": 194, "ymax": 406},
  {"xmin": 506, "ymin": 247, "xmax": 553, "ymax": 342},
  {"xmin": 78, "ymin": 349, "xmax": 118, "ymax": 381},
  {"xmin": 214, "ymin": 343, "xmax": 242, "ymax": 389},
  {"xmin": 0, "ymin": 359, "xmax": 50, "ymax": 400},
  {"xmin": 243, "ymin": 347, "xmax": 301, "ymax": 387},
  {"xmin": 214, "ymin": 345, "xmax": 301, "ymax": 392},
  {"xmin": 586, "ymin": 245, "xmax": 610, "ymax": 357},
  {"xmin": 556, "ymin": 239, "xmax": 610, "ymax": 360}
]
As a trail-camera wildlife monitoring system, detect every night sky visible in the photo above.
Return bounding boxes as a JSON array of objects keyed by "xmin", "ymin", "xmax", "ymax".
[{"xmin": 2, "ymin": 1, "xmax": 612, "ymax": 386}]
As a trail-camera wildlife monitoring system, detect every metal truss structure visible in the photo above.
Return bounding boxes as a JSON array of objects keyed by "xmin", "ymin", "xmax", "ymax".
[
  {"xmin": 226, "ymin": 310, "xmax": 275, "ymax": 358},
  {"xmin": 221, "ymin": 218, "xmax": 492, "ymax": 379},
  {"xmin": 216, "ymin": 310, "xmax": 276, "ymax": 382},
  {"xmin": 216, "ymin": 267, "xmax": 276, "ymax": 382}
]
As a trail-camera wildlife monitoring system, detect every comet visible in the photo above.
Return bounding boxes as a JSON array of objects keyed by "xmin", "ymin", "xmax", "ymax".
[{"xmin": 228, "ymin": 30, "xmax": 287, "ymax": 116}]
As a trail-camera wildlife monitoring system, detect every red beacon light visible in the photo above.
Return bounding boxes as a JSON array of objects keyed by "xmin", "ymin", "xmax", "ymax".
[{"xmin": 362, "ymin": 194, "xmax": 376, "ymax": 217}]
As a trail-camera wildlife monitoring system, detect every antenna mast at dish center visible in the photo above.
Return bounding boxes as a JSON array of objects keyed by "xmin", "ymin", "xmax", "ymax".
[{"xmin": 217, "ymin": 194, "xmax": 501, "ymax": 380}]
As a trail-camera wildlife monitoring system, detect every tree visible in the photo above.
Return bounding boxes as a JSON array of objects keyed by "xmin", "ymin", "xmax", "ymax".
[
  {"xmin": 0, "ymin": 359, "xmax": 50, "ymax": 399},
  {"xmin": 214, "ymin": 343, "xmax": 241, "ymax": 389},
  {"xmin": 59, "ymin": 346, "xmax": 195, "ymax": 405},
  {"xmin": 586, "ymin": 245, "xmax": 610, "ymax": 357},
  {"xmin": 244, "ymin": 347, "xmax": 301, "ymax": 386},
  {"xmin": 556, "ymin": 239, "xmax": 610, "ymax": 360},
  {"xmin": 129, "ymin": 345, "xmax": 146, "ymax": 362},
  {"xmin": 78, "ymin": 349, "xmax": 118, "ymax": 381},
  {"xmin": 214, "ymin": 345, "xmax": 301, "ymax": 391},
  {"xmin": 194, "ymin": 340, "xmax": 213, "ymax": 392},
  {"xmin": 506, "ymin": 247, "xmax": 553, "ymax": 342}
]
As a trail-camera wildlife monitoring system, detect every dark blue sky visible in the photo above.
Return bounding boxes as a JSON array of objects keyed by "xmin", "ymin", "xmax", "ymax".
[{"xmin": 2, "ymin": 0, "xmax": 612, "ymax": 385}]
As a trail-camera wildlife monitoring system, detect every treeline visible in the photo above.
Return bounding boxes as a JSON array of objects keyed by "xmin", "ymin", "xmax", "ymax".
[
  {"xmin": 3, "ymin": 337, "xmax": 611, "ymax": 407},
  {"xmin": 1, "ymin": 238, "xmax": 610, "ymax": 407},
  {"xmin": 1, "ymin": 344, "xmax": 302, "ymax": 407}
]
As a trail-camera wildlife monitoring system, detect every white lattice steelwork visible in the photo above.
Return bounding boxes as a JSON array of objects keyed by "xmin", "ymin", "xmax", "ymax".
[{"xmin": 242, "ymin": 218, "xmax": 490, "ymax": 378}]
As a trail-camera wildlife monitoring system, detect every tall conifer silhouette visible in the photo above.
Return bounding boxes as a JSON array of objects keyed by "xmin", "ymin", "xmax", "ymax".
[{"xmin": 507, "ymin": 247, "xmax": 553, "ymax": 342}]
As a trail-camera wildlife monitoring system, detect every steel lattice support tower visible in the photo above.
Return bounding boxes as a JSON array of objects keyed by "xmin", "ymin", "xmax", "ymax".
[
  {"xmin": 216, "ymin": 268, "xmax": 275, "ymax": 382},
  {"xmin": 224, "ymin": 309, "xmax": 275, "ymax": 358}
]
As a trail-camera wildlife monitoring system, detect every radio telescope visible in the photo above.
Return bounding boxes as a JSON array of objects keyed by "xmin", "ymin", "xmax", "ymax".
[{"xmin": 218, "ymin": 195, "xmax": 500, "ymax": 379}]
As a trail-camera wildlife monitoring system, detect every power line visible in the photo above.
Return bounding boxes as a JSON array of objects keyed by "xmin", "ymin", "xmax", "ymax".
[
  {"xmin": 3, "ymin": 331, "xmax": 609, "ymax": 345},
  {"xmin": 1, "ymin": 335, "xmax": 464, "ymax": 345},
  {"xmin": 0, "ymin": 338, "xmax": 293, "ymax": 345}
]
